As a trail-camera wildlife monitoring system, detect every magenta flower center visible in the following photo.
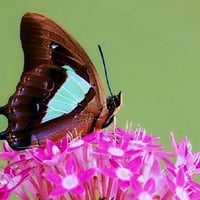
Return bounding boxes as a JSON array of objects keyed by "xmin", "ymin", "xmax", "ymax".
[
  {"xmin": 70, "ymin": 139, "xmax": 84, "ymax": 148},
  {"xmin": 52, "ymin": 145, "xmax": 60, "ymax": 155},
  {"xmin": 176, "ymin": 187, "xmax": 189, "ymax": 200},
  {"xmin": 116, "ymin": 167, "xmax": 131, "ymax": 180},
  {"xmin": 62, "ymin": 175, "xmax": 78, "ymax": 189},
  {"xmin": 108, "ymin": 147, "xmax": 124, "ymax": 156},
  {"xmin": 139, "ymin": 193, "xmax": 152, "ymax": 200}
]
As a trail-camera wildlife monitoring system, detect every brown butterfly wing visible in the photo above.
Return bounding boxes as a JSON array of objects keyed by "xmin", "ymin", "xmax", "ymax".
[{"xmin": 0, "ymin": 12, "xmax": 109, "ymax": 149}]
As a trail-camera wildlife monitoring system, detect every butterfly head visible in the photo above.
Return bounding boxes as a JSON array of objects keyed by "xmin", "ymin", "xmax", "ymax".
[
  {"xmin": 97, "ymin": 45, "xmax": 122, "ymax": 128},
  {"xmin": 103, "ymin": 91, "xmax": 122, "ymax": 128}
]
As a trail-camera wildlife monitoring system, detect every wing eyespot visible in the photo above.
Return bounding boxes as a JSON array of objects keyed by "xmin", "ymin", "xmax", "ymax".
[
  {"xmin": 46, "ymin": 81, "xmax": 54, "ymax": 91},
  {"xmin": 18, "ymin": 86, "xmax": 24, "ymax": 94},
  {"xmin": 23, "ymin": 76, "xmax": 30, "ymax": 82},
  {"xmin": 34, "ymin": 68, "xmax": 42, "ymax": 73},
  {"xmin": 11, "ymin": 98, "xmax": 18, "ymax": 104},
  {"xmin": 29, "ymin": 98, "xmax": 41, "ymax": 113}
]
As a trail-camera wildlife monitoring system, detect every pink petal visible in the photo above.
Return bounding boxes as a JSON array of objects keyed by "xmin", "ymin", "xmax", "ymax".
[
  {"xmin": 71, "ymin": 184, "xmax": 85, "ymax": 194},
  {"xmin": 118, "ymin": 179, "xmax": 130, "ymax": 190},
  {"xmin": 127, "ymin": 156, "xmax": 142, "ymax": 171},
  {"xmin": 101, "ymin": 167, "xmax": 116, "ymax": 178},
  {"xmin": 78, "ymin": 168, "xmax": 95, "ymax": 182},
  {"xmin": 43, "ymin": 172, "xmax": 62, "ymax": 185},
  {"xmin": 65, "ymin": 157, "xmax": 77, "ymax": 174},
  {"xmin": 49, "ymin": 186, "xmax": 67, "ymax": 197},
  {"xmin": 131, "ymin": 176, "xmax": 142, "ymax": 195},
  {"xmin": 46, "ymin": 140, "xmax": 55, "ymax": 155},
  {"xmin": 120, "ymin": 133, "xmax": 130, "ymax": 149},
  {"xmin": 144, "ymin": 178, "xmax": 155, "ymax": 194},
  {"xmin": 166, "ymin": 175, "xmax": 176, "ymax": 192},
  {"xmin": 98, "ymin": 139, "xmax": 110, "ymax": 150},
  {"xmin": 176, "ymin": 167, "xmax": 185, "ymax": 187},
  {"xmin": 150, "ymin": 159, "xmax": 161, "ymax": 176}
]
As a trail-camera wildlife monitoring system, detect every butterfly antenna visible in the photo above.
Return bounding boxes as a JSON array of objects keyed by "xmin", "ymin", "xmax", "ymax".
[{"xmin": 98, "ymin": 44, "xmax": 113, "ymax": 96}]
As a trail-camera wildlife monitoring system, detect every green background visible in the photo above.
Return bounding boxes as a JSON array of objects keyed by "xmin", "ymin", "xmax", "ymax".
[
  {"xmin": 1, "ymin": 1, "xmax": 200, "ymax": 199},
  {"xmin": 1, "ymin": 1, "xmax": 200, "ymax": 152}
]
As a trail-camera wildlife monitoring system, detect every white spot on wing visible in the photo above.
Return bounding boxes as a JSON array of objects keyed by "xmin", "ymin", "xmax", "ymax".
[{"xmin": 51, "ymin": 44, "xmax": 59, "ymax": 49}]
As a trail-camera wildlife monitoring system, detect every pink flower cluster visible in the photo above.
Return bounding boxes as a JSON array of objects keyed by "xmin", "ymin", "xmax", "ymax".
[{"xmin": 0, "ymin": 128, "xmax": 200, "ymax": 200}]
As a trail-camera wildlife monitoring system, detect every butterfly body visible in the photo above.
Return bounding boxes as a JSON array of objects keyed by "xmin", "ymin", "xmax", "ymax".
[{"xmin": 0, "ymin": 13, "xmax": 121, "ymax": 150}]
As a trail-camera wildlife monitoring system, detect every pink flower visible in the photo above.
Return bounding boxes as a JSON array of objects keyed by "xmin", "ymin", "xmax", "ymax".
[
  {"xmin": 131, "ymin": 176, "xmax": 156, "ymax": 199},
  {"xmin": 0, "ymin": 128, "xmax": 200, "ymax": 199},
  {"xmin": 101, "ymin": 156, "xmax": 142, "ymax": 190},
  {"xmin": 44, "ymin": 156, "xmax": 95, "ymax": 197},
  {"xmin": 0, "ymin": 166, "xmax": 30, "ymax": 200},
  {"xmin": 92, "ymin": 129, "xmax": 141, "ymax": 158}
]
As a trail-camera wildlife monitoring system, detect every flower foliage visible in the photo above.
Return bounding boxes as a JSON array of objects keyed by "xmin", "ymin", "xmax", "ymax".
[{"xmin": 0, "ymin": 128, "xmax": 200, "ymax": 200}]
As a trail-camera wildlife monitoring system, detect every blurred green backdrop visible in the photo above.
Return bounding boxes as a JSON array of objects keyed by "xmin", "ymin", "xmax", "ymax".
[{"xmin": 1, "ymin": 0, "xmax": 200, "ymax": 155}]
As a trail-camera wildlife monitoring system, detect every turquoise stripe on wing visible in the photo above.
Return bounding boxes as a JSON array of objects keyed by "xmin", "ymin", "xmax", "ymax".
[{"xmin": 42, "ymin": 65, "xmax": 91, "ymax": 123}]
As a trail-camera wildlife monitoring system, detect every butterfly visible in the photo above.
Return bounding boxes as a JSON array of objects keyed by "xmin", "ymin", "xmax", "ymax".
[{"xmin": 0, "ymin": 12, "xmax": 122, "ymax": 150}]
